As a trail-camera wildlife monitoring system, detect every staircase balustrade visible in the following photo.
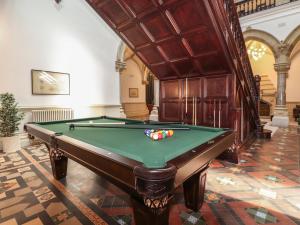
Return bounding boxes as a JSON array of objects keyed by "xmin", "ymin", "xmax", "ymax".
[
  {"xmin": 224, "ymin": 0, "xmax": 260, "ymax": 124},
  {"xmin": 235, "ymin": 0, "xmax": 299, "ymax": 17}
]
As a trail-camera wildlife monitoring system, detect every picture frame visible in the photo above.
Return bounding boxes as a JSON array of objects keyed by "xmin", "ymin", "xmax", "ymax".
[
  {"xmin": 31, "ymin": 70, "xmax": 70, "ymax": 95},
  {"xmin": 129, "ymin": 88, "xmax": 139, "ymax": 98}
]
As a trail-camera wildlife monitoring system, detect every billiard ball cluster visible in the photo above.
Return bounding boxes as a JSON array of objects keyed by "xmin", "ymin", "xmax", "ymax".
[{"xmin": 144, "ymin": 129, "xmax": 174, "ymax": 141}]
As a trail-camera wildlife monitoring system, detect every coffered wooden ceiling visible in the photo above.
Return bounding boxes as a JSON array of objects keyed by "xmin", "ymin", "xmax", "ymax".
[{"xmin": 87, "ymin": 0, "xmax": 231, "ymax": 80}]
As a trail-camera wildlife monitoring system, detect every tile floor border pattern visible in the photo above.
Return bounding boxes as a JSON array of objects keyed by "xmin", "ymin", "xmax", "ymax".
[{"xmin": 21, "ymin": 149, "xmax": 108, "ymax": 225}]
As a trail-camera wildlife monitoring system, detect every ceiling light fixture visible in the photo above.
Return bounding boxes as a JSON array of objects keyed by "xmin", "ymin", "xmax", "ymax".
[{"xmin": 247, "ymin": 43, "xmax": 267, "ymax": 61}]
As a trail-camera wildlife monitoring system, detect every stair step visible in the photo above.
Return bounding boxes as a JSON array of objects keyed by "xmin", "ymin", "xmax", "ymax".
[
  {"xmin": 262, "ymin": 90, "xmax": 276, "ymax": 93},
  {"xmin": 261, "ymin": 79, "xmax": 272, "ymax": 82},
  {"xmin": 262, "ymin": 88, "xmax": 276, "ymax": 91},
  {"xmin": 261, "ymin": 83, "xmax": 274, "ymax": 86},
  {"xmin": 262, "ymin": 89, "xmax": 275, "ymax": 92},
  {"xmin": 262, "ymin": 93, "xmax": 276, "ymax": 96},
  {"xmin": 261, "ymin": 85, "xmax": 274, "ymax": 87}
]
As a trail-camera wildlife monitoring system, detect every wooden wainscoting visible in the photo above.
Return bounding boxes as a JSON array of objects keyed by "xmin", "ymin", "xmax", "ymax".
[{"xmin": 287, "ymin": 102, "xmax": 300, "ymax": 120}]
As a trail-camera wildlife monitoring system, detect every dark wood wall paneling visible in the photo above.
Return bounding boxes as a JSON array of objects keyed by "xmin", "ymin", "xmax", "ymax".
[{"xmin": 160, "ymin": 74, "xmax": 233, "ymax": 128}]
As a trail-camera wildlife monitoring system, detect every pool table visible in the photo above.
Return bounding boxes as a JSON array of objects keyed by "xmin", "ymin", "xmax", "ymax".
[{"xmin": 25, "ymin": 116, "xmax": 234, "ymax": 225}]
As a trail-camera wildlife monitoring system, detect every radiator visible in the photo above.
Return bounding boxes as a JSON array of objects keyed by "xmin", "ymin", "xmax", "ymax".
[{"xmin": 32, "ymin": 108, "xmax": 74, "ymax": 122}]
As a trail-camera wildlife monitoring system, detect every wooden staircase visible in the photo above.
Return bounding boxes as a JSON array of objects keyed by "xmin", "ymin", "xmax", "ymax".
[{"xmin": 260, "ymin": 74, "xmax": 276, "ymax": 114}]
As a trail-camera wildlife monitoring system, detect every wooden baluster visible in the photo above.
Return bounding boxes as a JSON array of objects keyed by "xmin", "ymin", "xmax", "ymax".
[{"xmin": 262, "ymin": 0, "xmax": 266, "ymax": 9}]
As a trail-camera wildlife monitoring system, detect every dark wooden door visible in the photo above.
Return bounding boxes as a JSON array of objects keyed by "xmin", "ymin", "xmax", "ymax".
[
  {"xmin": 160, "ymin": 75, "xmax": 233, "ymax": 128},
  {"xmin": 203, "ymin": 75, "xmax": 231, "ymax": 128},
  {"xmin": 182, "ymin": 78, "xmax": 202, "ymax": 125},
  {"xmin": 160, "ymin": 79, "xmax": 182, "ymax": 122}
]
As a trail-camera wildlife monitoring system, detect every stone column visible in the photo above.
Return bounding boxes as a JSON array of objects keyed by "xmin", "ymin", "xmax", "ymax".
[
  {"xmin": 116, "ymin": 59, "xmax": 127, "ymax": 118},
  {"xmin": 149, "ymin": 78, "xmax": 159, "ymax": 121},
  {"xmin": 272, "ymin": 62, "xmax": 290, "ymax": 127}
]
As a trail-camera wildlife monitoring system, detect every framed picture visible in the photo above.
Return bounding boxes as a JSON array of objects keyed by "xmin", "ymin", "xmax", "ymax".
[
  {"xmin": 31, "ymin": 70, "xmax": 70, "ymax": 95},
  {"xmin": 129, "ymin": 88, "xmax": 139, "ymax": 98}
]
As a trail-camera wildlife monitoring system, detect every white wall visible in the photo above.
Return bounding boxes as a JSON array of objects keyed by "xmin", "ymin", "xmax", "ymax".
[
  {"xmin": 0, "ymin": 0, "xmax": 121, "ymax": 110},
  {"xmin": 240, "ymin": 1, "xmax": 300, "ymax": 41},
  {"xmin": 287, "ymin": 46, "xmax": 300, "ymax": 102}
]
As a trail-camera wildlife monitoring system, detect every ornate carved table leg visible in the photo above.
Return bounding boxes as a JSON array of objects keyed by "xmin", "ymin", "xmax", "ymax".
[
  {"xmin": 27, "ymin": 134, "xmax": 36, "ymax": 145},
  {"xmin": 218, "ymin": 142, "xmax": 239, "ymax": 164},
  {"xmin": 44, "ymin": 142, "xmax": 68, "ymax": 180},
  {"xmin": 133, "ymin": 164, "xmax": 177, "ymax": 225},
  {"xmin": 49, "ymin": 148, "xmax": 68, "ymax": 180},
  {"xmin": 183, "ymin": 165, "xmax": 209, "ymax": 211},
  {"xmin": 131, "ymin": 196, "xmax": 171, "ymax": 225}
]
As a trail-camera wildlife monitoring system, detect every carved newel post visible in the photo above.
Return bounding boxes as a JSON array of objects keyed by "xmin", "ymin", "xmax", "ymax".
[
  {"xmin": 272, "ymin": 48, "xmax": 290, "ymax": 127},
  {"xmin": 254, "ymin": 75, "xmax": 261, "ymax": 115}
]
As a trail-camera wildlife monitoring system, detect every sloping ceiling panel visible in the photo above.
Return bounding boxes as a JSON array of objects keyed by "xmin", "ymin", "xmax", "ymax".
[{"xmin": 87, "ymin": 0, "xmax": 231, "ymax": 80}]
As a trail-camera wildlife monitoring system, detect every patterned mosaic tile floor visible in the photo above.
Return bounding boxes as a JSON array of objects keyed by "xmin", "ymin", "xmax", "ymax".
[{"xmin": 0, "ymin": 126, "xmax": 299, "ymax": 225}]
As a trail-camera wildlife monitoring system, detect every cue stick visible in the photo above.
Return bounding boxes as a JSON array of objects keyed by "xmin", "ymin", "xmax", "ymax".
[
  {"xmin": 213, "ymin": 99, "xmax": 216, "ymax": 127},
  {"xmin": 192, "ymin": 96, "xmax": 195, "ymax": 125},
  {"xmin": 192, "ymin": 96, "xmax": 194, "ymax": 125},
  {"xmin": 69, "ymin": 124, "xmax": 191, "ymax": 130},
  {"xmin": 209, "ymin": 99, "xmax": 212, "ymax": 126},
  {"xmin": 185, "ymin": 78, "xmax": 188, "ymax": 114},
  {"xmin": 144, "ymin": 121, "xmax": 184, "ymax": 125},
  {"xmin": 218, "ymin": 99, "xmax": 221, "ymax": 128},
  {"xmin": 67, "ymin": 122, "xmax": 126, "ymax": 126},
  {"xmin": 195, "ymin": 97, "xmax": 197, "ymax": 125}
]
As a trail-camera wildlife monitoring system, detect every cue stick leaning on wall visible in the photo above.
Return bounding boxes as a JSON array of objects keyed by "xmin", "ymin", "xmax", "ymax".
[
  {"xmin": 194, "ymin": 97, "xmax": 198, "ymax": 126},
  {"xmin": 192, "ymin": 96, "xmax": 194, "ymax": 125},
  {"xmin": 219, "ymin": 99, "xmax": 221, "ymax": 128},
  {"xmin": 213, "ymin": 99, "xmax": 216, "ymax": 127},
  {"xmin": 185, "ymin": 78, "xmax": 188, "ymax": 119}
]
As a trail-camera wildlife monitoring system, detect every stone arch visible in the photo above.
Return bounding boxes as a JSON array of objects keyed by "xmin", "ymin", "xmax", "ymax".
[
  {"xmin": 115, "ymin": 41, "xmax": 127, "ymax": 72},
  {"xmin": 243, "ymin": 28, "xmax": 280, "ymax": 57},
  {"xmin": 116, "ymin": 41, "xmax": 151, "ymax": 84},
  {"xmin": 116, "ymin": 42, "xmax": 152, "ymax": 119},
  {"xmin": 284, "ymin": 25, "xmax": 300, "ymax": 57}
]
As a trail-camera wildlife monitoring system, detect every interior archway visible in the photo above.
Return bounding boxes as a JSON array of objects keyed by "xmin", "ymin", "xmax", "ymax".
[
  {"xmin": 285, "ymin": 25, "xmax": 300, "ymax": 57},
  {"xmin": 118, "ymin": 46, "xmax": 155, "ymax": 120},
  {"xmin": 243, "ymin": 29, "xmax": 280, "ymax": 57},
  {"xmin": 246, "ymin": 40, "xmax": 276, "ymax": 115}
]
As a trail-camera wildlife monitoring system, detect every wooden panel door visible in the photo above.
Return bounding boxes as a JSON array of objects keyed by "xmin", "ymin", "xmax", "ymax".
[
  {"xmin": 160, "ymin": 80, "xmax": 182, "ymax": 121},
  {"xmin": 182, "ymin": 78, "xmax": 202, "ymax": 125},
  {"xmin": 203, "ymin": 75, "xmax": 231, "ymax": 128}
]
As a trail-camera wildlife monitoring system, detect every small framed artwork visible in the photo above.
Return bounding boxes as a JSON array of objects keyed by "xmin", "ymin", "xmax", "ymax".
[
  {"xmin": 129, "ymin": 88, "xmax": 139, "ymax": 98},
  {"xmin": 31, "ymin": 70, "xmax": 70, "ymax": 95}
]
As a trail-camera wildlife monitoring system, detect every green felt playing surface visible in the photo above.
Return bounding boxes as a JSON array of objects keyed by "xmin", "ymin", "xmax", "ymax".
[{"xmin": 37, "ymin": 117, "xmax": 226, "ymax": 168}]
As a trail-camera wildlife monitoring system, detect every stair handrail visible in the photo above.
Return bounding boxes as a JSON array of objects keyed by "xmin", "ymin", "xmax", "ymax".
[{"xmin": 222, "ymin": 0, "xmax": 260, "ymax": 124}]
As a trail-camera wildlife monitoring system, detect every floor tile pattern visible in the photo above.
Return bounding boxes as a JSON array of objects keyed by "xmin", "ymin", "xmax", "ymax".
[{"xmin": 0, "ymin": 126, "xmax": 299, "ymax": 225}]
